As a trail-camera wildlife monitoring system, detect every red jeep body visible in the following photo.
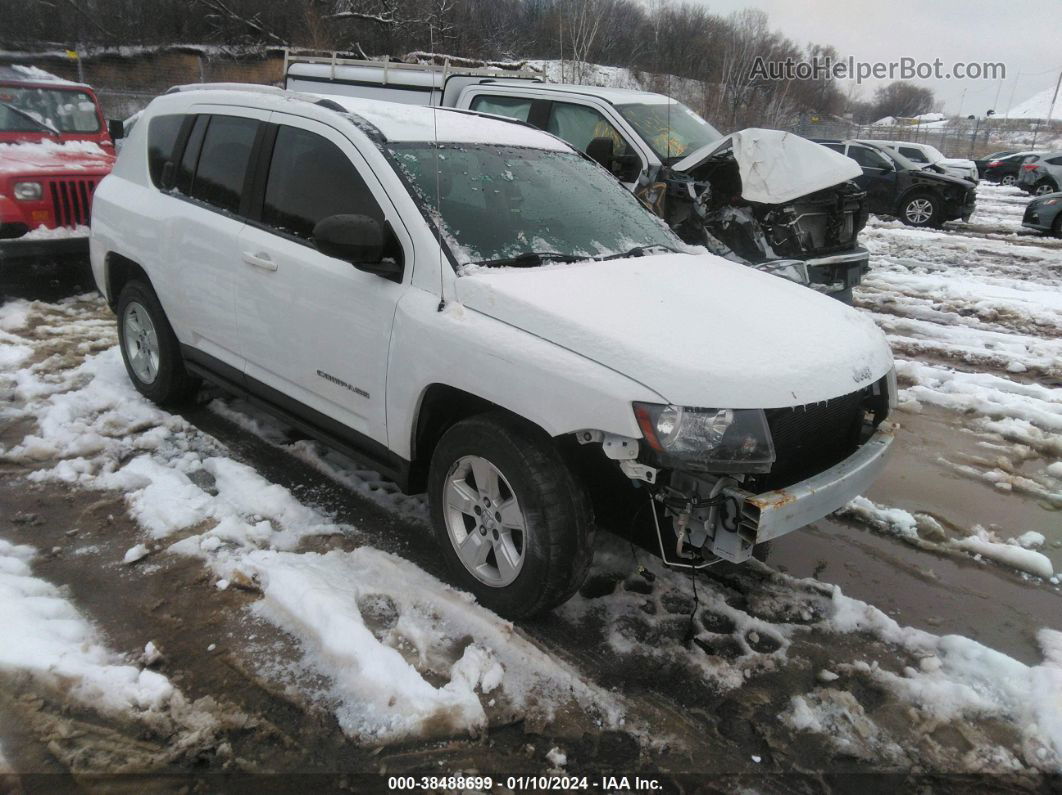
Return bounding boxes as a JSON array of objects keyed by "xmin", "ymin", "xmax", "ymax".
[{"xmin": 0, "ymin": 64, "xmax": 115, "ymax": 262}]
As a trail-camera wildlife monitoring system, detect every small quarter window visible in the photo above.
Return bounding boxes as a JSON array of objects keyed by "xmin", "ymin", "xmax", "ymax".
[{"xmin": 146, "ymin": 114, "xmax": 184, "ymax": 188}]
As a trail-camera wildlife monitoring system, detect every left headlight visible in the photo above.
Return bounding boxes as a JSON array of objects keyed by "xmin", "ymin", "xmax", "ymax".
[
  {"xmin": 633, "ymin": 403, "xmax": 775, "ymax": 472},
  {"xmin": 13, "ymin": 181, "xmax": 43, "ymax": 201}
]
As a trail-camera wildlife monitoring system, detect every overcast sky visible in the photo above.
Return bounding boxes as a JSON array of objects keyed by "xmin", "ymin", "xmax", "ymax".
[{"xmin": 692, "ymin": 0, "xmax": 1062, "ymax": 115}]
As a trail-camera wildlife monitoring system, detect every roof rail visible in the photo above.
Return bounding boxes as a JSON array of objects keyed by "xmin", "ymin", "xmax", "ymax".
[
  {"xmin": 165, "ymin": 82, "xmax": 288, "ymax": 95},
  {"xmin": 282, "ymin": 48, "xmax": 541, "ymax": 82}
]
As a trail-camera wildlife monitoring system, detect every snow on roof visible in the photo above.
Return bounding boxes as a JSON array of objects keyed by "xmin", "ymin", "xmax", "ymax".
[
  {"xmin": 0, "ymin": 64, "xmax": 83, "ymax": 87},
  {"xmin": 1000, "ymin": 85, "xmax": 1062, "ymax": 121},
  {"xmin": 156, "ymin": 87, "xmax": 571, "ymax": 149},
  {"xmin": 323, "ymin": 95, "xmax": 570, "ymax": 148}
]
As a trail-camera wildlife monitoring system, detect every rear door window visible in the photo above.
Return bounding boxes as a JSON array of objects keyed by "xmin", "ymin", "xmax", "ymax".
[
  {"xmin": 186, "ymin": 115, "xmax": 259, "ymax": 215},
  {"xmin": 261, "ymin": 124, "xmax": 385, "ymax": 242},
  {"xmin": 469, "ymin": 95, "xmax": 533, "ymax": 123}
]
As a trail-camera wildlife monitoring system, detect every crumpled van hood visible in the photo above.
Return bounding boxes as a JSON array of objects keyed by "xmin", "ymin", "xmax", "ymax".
[
  {"xmin": 671, "ymin": 128, "xmax": 862, "ymax": 204},
  {"xmin": 455, "ymin": 252, "xmax": 893, "ymax": 408}
]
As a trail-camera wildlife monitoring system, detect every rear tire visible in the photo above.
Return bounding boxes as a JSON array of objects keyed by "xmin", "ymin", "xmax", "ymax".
[
  {"xmin": 116, "ymin": 279, "xmax": 199, "ymax": 407},
  {"xmin": 1001, "ymin": 174, "xmax": 1017, "ymax": 186},
  {"xmin": 1034, "ymin": 180, "xmax": 1058, "ymax": 196},
  {"xmin": 427, "ymin": 412, "xmax": 593, "ymax": 619},
  {"xmin": 898, "ymin": 192, "xmax": 942, "ymax": 227}
]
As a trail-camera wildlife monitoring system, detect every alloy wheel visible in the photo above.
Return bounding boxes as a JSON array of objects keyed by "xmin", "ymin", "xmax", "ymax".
[
  {"xmin": 122, "ymin": 300, "xmax": 160, "ymax": 384},
  {"xmin": 1035, "ymin": 183, "xmax": 1056, "ymax": 196},
  {"xmin": 904, "ymin": 197, "xmax": 934, "ymax": 225},
  {"xmin": 443, "ymin": 455, "xmax": 526, "ymax": 587}
]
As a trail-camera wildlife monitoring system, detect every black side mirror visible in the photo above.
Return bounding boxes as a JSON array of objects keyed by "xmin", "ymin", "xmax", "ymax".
[
  {"xmin": 107, "ymin": 118, "xmax": 125, "ymax": 141},
  {"xmin": 586, "ymin": 136, "xmax": 615, "ymax": 169},
  {"xmin": 313, "ymin": 214, "xmax": 402, "ymax": 281}
]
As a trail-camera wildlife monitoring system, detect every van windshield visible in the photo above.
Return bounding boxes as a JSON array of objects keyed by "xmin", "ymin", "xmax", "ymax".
[
  {"xmin": 616, "ymin": 101, "xmax": 722, "ymax": 161},
  {"xmin": 387, "ymin": 143, "xmax": 681, "ymax": 268}
]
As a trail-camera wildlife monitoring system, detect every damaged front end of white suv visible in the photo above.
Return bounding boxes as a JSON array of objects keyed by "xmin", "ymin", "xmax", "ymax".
[{"xmin": 581, "ymin": 370, "xmax": 895, "ymax": 567}]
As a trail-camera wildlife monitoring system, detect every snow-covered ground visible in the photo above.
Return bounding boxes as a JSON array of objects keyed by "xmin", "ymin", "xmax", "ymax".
[{"xmin": 0, "ymin": 182, "xmax": 1060, "ymax": 778}]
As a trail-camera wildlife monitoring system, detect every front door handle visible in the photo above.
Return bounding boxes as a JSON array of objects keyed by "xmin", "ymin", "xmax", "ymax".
[{"xmin": 241, "ymin": 251, "xmax": 277, "ymax": 271}]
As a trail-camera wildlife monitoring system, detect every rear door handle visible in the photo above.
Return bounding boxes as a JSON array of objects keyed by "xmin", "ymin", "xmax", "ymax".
[{"xmin": 241, "ymin": 251, "xmax": 277, "ymax": 272}]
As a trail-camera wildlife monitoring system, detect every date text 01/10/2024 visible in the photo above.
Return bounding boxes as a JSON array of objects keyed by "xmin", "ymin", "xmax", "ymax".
[{"xmin": 386, "ymin": 775, "xmax": 663, "ymax": 790}]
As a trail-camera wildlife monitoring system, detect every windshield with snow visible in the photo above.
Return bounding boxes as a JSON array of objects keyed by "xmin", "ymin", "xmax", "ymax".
[
  {"xmin": 616, "ymin": 101, "xmax": 722, "ymax": 162},
  {"xmin": 387, "ymin": 143, "xmax": 680, "ymax": 267},
  {"xmin": 0, "ymin": 85, "xmax": 100, "ymax": 133}
]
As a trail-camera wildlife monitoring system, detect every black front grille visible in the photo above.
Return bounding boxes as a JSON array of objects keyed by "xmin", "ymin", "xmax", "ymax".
[
  {"xmin": 48, "ymin": 179, "xmax": 98, "ymax": 227},
  {"xmin": 1023, "ymin": 206, "xmax": 1038, "ymax": 224},
  {"xmin": 757, "ymin": 389, "xmax": 867, "ymax": 490}
]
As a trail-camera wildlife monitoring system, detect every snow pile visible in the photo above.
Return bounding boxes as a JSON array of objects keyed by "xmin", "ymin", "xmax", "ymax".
[
  {"xmin": 20, "ymin": 224, "xmax": 90, "ymax": 240},
  {"xmin": 824, "ymin": 589, "xmax": 1062, "ymax": 772},
  {"xmin": 0, "ymin": 309, "xmax": 624, "ymax": 743},
  {"xmin": 950, "ymin": 527, "xmax": 1054, "ymax": 579},
  {"xmin": 838, "ymin": 496, "xmax": 919, "ymax": 538},
  {"xmin": 1001, "ymin": 85, "xmax": 1062, "ymax": 121},
  {"xmin": 238, "ymin": 547, "xmax": 618, "ymax": 742},
  {"xmin": 0, "ymin": 537, "xmax": 176, "ymax": 715}
]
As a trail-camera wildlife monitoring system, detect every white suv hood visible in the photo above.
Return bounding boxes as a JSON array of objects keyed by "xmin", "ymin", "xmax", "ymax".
[
  {"xmin": 670, "ymin": 128, "xmax": 862, "ymax": 204},
  {"xmin": 456, "ymin": 253, "xmax": 893, "ymax": 408}
]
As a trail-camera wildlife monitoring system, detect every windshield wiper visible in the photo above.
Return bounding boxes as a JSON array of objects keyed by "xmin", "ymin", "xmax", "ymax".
[
  {"xmin": 598, "ymin": 244, "xmax": 679, "ymax": 261},
  {"xmin": 0, "ymin": 102, "xmax": 60, "ymax": 136},
  {"xmin": 471, "ymin": 252, "xmax": 585, "ymax": 268}
]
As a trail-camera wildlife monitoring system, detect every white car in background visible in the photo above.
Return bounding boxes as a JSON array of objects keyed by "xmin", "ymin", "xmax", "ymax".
[
  {"xmin": 90, "ymin": 86, "xmax": 895, "ymax": 617},
  {"xmin": 871, "ymin": 140, "xmax": 979, "ymax": 183}
]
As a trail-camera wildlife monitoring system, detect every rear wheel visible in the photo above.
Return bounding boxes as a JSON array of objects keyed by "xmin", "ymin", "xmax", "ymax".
[
  {"xmin": 1034, "ymin": 180, "xmax": 1058, "ymax": 196},
  {"xmin": 899, "ymin": 192, "xmax": 942, "ymax": 227},
  {"xmin": 116, "ymin": 280, "xmax": 199, "ymax": 406},
  {"xmin": 428, "ymin": 412, "xmax": 593, "ymax": 618},
  {"xmin": 1001, "ymin": 174, "xmax": 1017, "ymax": 186}
]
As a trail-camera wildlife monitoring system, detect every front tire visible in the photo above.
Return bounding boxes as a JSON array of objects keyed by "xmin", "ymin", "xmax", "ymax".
[
  {"xmin": 899, "ymin": 192, "xmax": 942, "ymax": 227},
  {"xmin": 428, "ymin": 412, "xmax": 593, "ymax": 619},
  {"xmin": 116, "ymin": 279, "xmax": 198, "ymax": 406}
]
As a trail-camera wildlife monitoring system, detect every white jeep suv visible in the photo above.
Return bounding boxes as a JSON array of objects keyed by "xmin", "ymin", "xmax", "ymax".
[{"xmin": 90, "ymin": 87, "xmax": 896, "ymax": 617}]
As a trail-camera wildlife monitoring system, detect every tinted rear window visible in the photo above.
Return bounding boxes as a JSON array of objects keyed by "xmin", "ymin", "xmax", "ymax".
[{"xmin": 147, "ymin": 114, "xmax": 184, "ymax": 188}]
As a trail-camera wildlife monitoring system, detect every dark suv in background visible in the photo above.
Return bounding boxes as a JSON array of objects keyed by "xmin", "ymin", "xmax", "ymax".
[
  {"xmin": 812, "ymin": 139, "xmax": 976, "ymax": 227},
  {"xmin": 981, "ymin": 152, "xmax": 1038, "ymax": 186}
]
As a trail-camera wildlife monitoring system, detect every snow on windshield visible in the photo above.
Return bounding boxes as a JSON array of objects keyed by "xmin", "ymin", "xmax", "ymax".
[{"xmin": 387, "ymin": 143, "xmax": 679, "ymax": 267}]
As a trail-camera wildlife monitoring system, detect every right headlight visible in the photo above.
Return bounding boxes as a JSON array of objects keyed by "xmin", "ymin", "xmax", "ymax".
[
  {"xmin": 633, "ymin": 403, "xmax": 775, "ymax": 472},
  {"xmin": 13, "ymin": 181, "xmax": 43, "ymax": 201}
]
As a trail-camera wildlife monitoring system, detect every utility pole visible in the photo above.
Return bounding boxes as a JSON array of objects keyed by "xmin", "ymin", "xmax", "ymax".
[{"xmin": 1046, "ymin": 67, "xmax": 1062, "ymax": 126}]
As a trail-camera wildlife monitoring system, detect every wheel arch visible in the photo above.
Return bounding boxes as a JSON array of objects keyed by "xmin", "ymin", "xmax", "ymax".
[
  {"xmin": 407, "ymin": 383, "xmax": 556, "ymax": 493},
  {"xmin": 104, "ymin": 252, "xmax": 150, "ymax": 310}
]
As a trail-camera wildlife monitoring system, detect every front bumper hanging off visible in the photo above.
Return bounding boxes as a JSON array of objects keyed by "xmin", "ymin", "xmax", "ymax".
[{"xmin": 668, "ymin": 427, "xmax": 893, "ymax": 564}]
